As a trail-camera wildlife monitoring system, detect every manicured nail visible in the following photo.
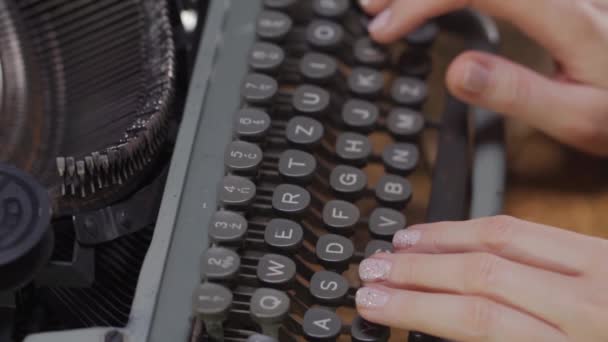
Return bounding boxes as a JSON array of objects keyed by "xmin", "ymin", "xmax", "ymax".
[
  {"xmin": 356, "ymin": 287, "xmax": 390, "ymax": 309},
  {"xmin": 359, "ymin": 258, "xmax": 392, "ymax": 282},
  {"xmin": 393, "ymin": 229, "xmax": 422, "ymax": 249},
  {"xmin": 368, "ymin": 8, "xmax": 392, "ymax": 33},
  {"xmin": 462, "ymin": 61, "xmax": 490, "ymax": 93}
]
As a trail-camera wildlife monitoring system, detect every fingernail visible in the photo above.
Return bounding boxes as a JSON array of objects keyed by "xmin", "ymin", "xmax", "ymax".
[
  {"xmin": 359, "ymin": 0, "xmax": 372, "ymax": 7},
  {"xmin": 368, "ymin": 8, "xmax": 392, "ymax": 33},
  {"xmin": 393, "ymin": 229, "xmax": 422, "ymax": 249},
  {"xmin": 356, "ymin": 287, "xmax": 390, "ymax": 309},
  {"xmin": 359, "ymin": 258, "xmax": 392, "ymax": 282},
  {"xmin": 462, "ymin": 61, "xmax": 490, "ymax": 93}
]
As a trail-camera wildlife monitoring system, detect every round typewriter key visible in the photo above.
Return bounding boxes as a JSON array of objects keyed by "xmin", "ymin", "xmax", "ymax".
[
  {"xmin": 382, "ymin": 143, "xmax": 419, "ymax": 175},
  {"xmin": 257, "ymin": 254, "xmax": 297, "ymax": 287},
  {"xmin": 264, "ymin": 0, "xmax": 297, "ymax": 9},
  {"xmin": 390, "ymin": 77, "xmax": 428, "ymax": 107},
  {"xmin": 369, "ymin": 208, "xmax": 406, "ymax": 240},
  {"xmin": 386, "ymin": 107, "xmax": 425, "ymax": 140},
  {"xmin": 322, "ymin": 200, "xmax": 360, "ymax": 234},
  {"xmin": 351, "ymin": 315, "xmax": 391, "ymax": 342},
  {"xmin": 316, "ymin": 234, "xmax": 354, "ymax": 270},
  {"xmin": 249, "ymin": 42, "xmax": 285, "ymax": 73},
  {"xmin": 247, "ymin": 334, "xmax": 278, "ymax": 342},
  {"xmin": 306, "ymin": 19, "xmax": 344, "ymax": 51},
  {"xmin": 406, "ymin": 21, "xmax": 439, "ymax": 47},
  {"xmin": 293, "ymin": 85, "xmax": 330, "ymax": 116},
  {"xmin": 310, "ymin": 270, "xmax": 349, "ymax": 305},
  {"xmin": 192, "ymin": 282, "xmax": 232, "ymax": 339},
  {"xmin": 342, "ymin": 99, "xmax": 379, "ymax": 132},
  {"xmin": 225, "ymin": 141, "xmax": 263, "ymax": 174},
  {"xmin": 272, "ymin": 184, "xmax": 311, "ymax": 216},
  {"xmin": 312, "ymin": 0, "xmax": 350, "ymax": 18},
  {"xmin": 303, "ymin": 307, "xmax": 342, "ymax": 340},
  {"xmin": 375, "ymin": 174, "xmax": 412, "ymax": 208},
  {"xmin": 336, "ymin": 132, "xmax": 372, "ymax": 165},
  {"xmin": 250, "ymin": 288, "xmax": 290, "ymax": 337},
  {"xmin": 348, "ymin": 67, "xmax": 385, "ymax": 99},
  {"xmin": 265, "ymin": 218, "xmax": 304, "ymax": 252},
  {"xmin": 300, "ymin": 52, "xmax": 338, "ymax": 84},
  {"xmin": 256, "ymin": 10, "xmax": 293, "ymax": 42},
  {"xmin": 242, "ymin": 73, "xmax": 278, "ymax": 105},
  {"xmin": 329, "ymin": 165, "xmax": 367, "ymax": 198},
  {"xmin": 285, "ymin": 116, "xmax": 324, "ymax": 147},
  {"xmin": 278, "ymin": 149, "xmax": 317, "ymax": 184},
  {"xmin": 364, "ymin": 240, "xmax": 393, "ymax": 258},
  {"xmin": 354, "ymin": 37, "xmax": 388, "ymax": 67},
  {"xmin": 201, "ymin": 247, "xmax": 241, "ymax": 281},
  {"xmin": 219, "ymin": 175, "xmax": 256, "ymax": 209},
  {"xmin": 234, "ymin": 108, "xmax": 272, "ymax": 141},
  {"xmin": 208, "ymin": 211, "xmax": 248, "ymax": 245}
]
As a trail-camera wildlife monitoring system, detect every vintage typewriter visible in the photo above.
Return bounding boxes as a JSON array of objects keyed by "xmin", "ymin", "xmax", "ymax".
[{"xmin": 0, "ymin": 0, "xmax": 505, "ymax": 341}]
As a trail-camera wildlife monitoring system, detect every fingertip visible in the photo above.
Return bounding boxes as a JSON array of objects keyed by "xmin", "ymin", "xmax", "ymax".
[
  {"xmin": 358, "ymin": 0, "xmax": 392, "ymax": 15},
  {"xmin": 446, "ymin": 51, "xmax": 494, "ymax": 99}
]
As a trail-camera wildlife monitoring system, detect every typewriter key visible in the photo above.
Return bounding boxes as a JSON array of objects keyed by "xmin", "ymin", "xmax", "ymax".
[
  {"xmin": 234, "ymin": 108, "xmax": 272, "ymax": 141},
  {"xmin": 336, "ymin": 132, "xmax": 372, "ymax": 165},
  {"xmin": 386, "ymin": 107, "xmax": 425, "ymax": 140},
  {"xmin": 354, "ymin": 37, "xmax": 388, "ymax": 67},
  {"xmin": 406, "ymin": 21, "xmax": 439, "ymax": 47},
  {"xmin": 375, "ymin": 174, "xmax": 412, "ymax": 208},
  {"xmin": 249, "ymin": 42, "xmax": 285, "ymax": 73},
  {"xmin": 364, "ymin": 240, "xmax": 393, "ymax": 258},
  {"xmin": 278, "ymin": 149, "xmax": 317, "ymax": 184},
  {"xmin": 256, "ymin": 10, "xmax": 293, "ymax": 42},
  {"xmin": 293, "ymin": 85, "xmax": 331, "ymax": 116},
  {"xmin": 329, "ymin": 165, "xmax": 367, "ymax": 198},
  {"xmin": 322, "ymin": 199, "xmax": 360, "ymax": 234},
  {"xmin": 369, "ymin": 208, "xmax": 406, "ymax": 240},
  {"xmin": 225, "ymin": 141, "xmax": 263, "ymax": 175},
  {"xmin": 351, "ymin": 315, "xmax": 390, "ymax": 342},
  {"xmin": 208, "ymin": 211, "xmax": 248, "ymax": 245},
  {"xmin": 316, "ymin": 234, "xmax": 354, "ymax": 270},
  {"xmin": 306, "ymin": 19, "xmax": 344, "ymax": 51},
  {"xmin": 192, "ymin": 283, "xmax": 232, "ymax": 341},
  {"xmin": 201, "ymin": 247, "xmax": 241, "ymax": 282},
  {"xmin": 390, "ymin": 77, "xmax": 428, "ymax": 107},
  {"xmin": 300, "ymin": 52, "xmax": 338, "ymax": 84},
  {"xmin": 286, "ymin": 116, "xmax": 325, "ymax": 147},
  {"xmin": 219, "ymin": 176, "xmax": 257, "ymax": 209},
  {"xmin": 348, "ymin": 67, "xmax": 385, "ymax": 99},
  {"xmin": 242, "ymin": 73, "xmax": 279, "ymax": 105},
  {"xmin": 303, "ymin": 307, "xmax": 343, "ymax": 341},
  {"xmin": 250, "ymin": 288, "xmax": 290, "ymax": 338},
  {"xmin": 310, "ymin": 270, "xmax": 349, "ymax": 305},
  {"xmin": 312, "ymin": 0, "xmax": 350, "ymax": 19},
  {"xmin": 264, "ymin": 218, "xmax": 304, "ymax": 252},
  {"xmin": 256, "ymin": 253, "xmax": 297, "ymax": 287},
  {"xmin": 382, "ymin": 143, "xmax": 419, "ymax": 175},
  {"xmin": 342, "ymin": 99, "xmax": 379, "ymax": 132},
  {"xmin": 272, "ymin": 184, "xmax": 311, "ymax": 216}
]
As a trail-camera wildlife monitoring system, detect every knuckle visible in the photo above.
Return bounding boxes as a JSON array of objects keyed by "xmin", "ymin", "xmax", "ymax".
[
  {"xmin": 478, "ymin": 215, "xmax": 517, "ymax": 253},
  {"xmin": 467, "ymin": 253, "xmax": 503, "ymax": 293},
  {"xmin": 465, "ymin": 298, "xmax": 497, "ymax": 339}
]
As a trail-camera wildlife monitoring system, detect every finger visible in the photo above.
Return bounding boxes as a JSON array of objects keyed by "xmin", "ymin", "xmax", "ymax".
[
  {"xmin": 392, "ymin": 215, "xmax": 598, "ymax": 275},
  {"xmin": 359, "ymin": 253, "xmax": 580, "ymax": 327},
  {"xmin": 367, "ymin": 0, "xmax": 608, "ymax": 86},
  {"xmin": 445, "ymin": 51, "xmax": 608, "ymax": 156},
  {"xmin": 356, "ymin": 286, "xmax": 567, "ymax": 342},
  {"xmin": 358, "ymin": 0, "xmax": 392, "ymax": 15}
]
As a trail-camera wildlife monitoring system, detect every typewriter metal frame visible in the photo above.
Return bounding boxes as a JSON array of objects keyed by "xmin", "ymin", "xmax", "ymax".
[{"xmin": 22, "ymin": 1, "xmax": 504, "ymax": 341}]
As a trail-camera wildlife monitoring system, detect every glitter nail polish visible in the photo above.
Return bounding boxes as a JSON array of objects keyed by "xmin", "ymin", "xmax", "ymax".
[
  {"xmin": 393, "ymin": 229, "xmax": 421, "ymax": 249},
  {"xmin": 359, "ymin": 258, "xmax": 391, "ymax": 282},
  {"xmin": 356, "ymin": 287, "xmax": 390, "ymax": 308}
]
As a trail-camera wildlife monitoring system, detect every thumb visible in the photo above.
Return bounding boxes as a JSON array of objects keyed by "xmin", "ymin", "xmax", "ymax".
[{"xmin": 446, "ymin": 51, "xmax": 608, "ymax": 157}]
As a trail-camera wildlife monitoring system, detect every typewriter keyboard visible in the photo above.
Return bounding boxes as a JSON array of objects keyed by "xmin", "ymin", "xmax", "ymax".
[{"xmin": 193, "ymin": 0, "xmax": 439, "ymax": 340}]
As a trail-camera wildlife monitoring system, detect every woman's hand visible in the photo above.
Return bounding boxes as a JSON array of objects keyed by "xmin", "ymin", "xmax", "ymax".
[
  {"xmin": 359, "ymin": 0, "xmax": 608, "ymax": 156},
  {"xmin": 356, "ymin": 216, "xmax": 608, "ymax": 341}
]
